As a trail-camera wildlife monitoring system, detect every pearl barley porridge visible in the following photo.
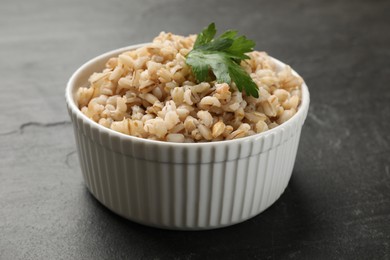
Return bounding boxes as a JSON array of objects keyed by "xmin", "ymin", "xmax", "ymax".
[{"xmin": 76, "ymin": 32, "xmax": 303, "ymax": 143}]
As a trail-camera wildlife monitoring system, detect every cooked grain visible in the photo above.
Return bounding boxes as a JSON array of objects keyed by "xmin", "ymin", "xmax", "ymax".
[{"xmin": 77, "ymin": 32, "xmax": 303, "ymax": 142}]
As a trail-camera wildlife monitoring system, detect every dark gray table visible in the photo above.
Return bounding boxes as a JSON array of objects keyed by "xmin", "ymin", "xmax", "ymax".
[{"xmin": 1, "ymin": 0, "xmax": 389, "ymax": 259}]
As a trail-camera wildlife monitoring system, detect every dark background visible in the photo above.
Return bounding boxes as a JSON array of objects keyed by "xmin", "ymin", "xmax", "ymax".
[{"xmin": 1, "ymin": 0, "xmax": 389, "ymax": 259}]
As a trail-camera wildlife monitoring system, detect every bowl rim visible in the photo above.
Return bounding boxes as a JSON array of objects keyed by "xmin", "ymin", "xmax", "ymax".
[{"xmin": 65, "ymin": 43, "xmax": 310, "ymax": 147}]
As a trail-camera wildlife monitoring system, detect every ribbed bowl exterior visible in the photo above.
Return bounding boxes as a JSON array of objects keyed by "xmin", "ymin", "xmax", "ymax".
[{"xmin": 66, "ymin": 44, "xmax": 310, "ymax": 230}]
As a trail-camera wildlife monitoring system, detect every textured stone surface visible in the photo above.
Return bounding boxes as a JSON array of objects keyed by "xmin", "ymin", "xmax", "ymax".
[{"xmin": 1, "ymin": 0, "xmax": 389, "ymax": 259}]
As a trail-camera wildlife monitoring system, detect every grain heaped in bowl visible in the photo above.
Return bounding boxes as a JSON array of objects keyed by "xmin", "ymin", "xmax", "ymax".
[
  {"xmin": 76, "ymin": 31, "xmax": 303, "ymax": 142},
  {"xmin": 66, "ymin": 23, "xmax": 310, "ymax": 230}
]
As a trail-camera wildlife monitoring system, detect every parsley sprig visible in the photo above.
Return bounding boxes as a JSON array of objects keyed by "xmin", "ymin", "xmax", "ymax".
[{"xmin": 186, "ymin": 23, "xmax": 259, "ymax": 98}]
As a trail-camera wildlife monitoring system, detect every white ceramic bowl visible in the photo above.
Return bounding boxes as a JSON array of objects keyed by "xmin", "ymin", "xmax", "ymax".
[{"xmin": 65, "ymin": 44, "xmax": 310, "ymax": 230}]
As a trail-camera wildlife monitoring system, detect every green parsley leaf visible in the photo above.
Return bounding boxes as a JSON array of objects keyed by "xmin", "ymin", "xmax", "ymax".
[
  {"xmin": 186, "ymin": 23, "xmax": 259, "ymax": 98},
  {"xmin": 193, "ymin": 23, "xmax": 216, "ymax": 48},
  {"xmin": 229, "ymin": 63, "xmax": 259, "ymax": 97}
]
